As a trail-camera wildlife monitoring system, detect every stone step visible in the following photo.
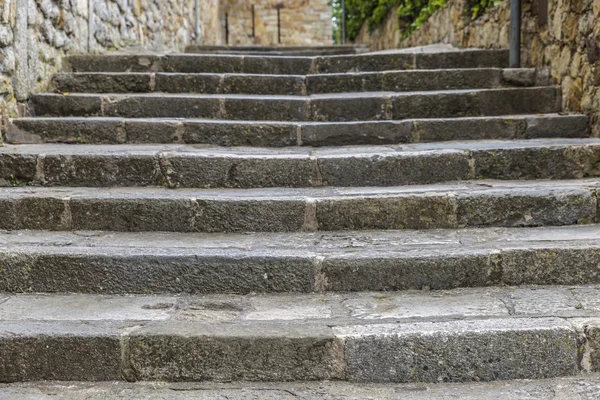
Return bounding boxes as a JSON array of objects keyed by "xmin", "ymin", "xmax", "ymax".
[
  {"xmin": 1, "ymin": 139, "xmax": 600, "ymax": 188},
  {"xmin": 30, "ymin": 87, "xmax": 561, "ymax": 120},
  {"xmin": 50, "ymin": 68, "xmax": 536, "ymax": 95},
  {"xmin": 0, "ymin": 179, "xmax": 597, "ymax": 233},
  {"xmin": 2, "ymin": 375, "xmax": 600, "ymax": 399},
  {"xmin": 185, "ymin": 44, "xmax": 369, "ymax": 56},
  {"xmin": 1, "ymin": 286, "xmax": 599, "ymax": 382},
  {"xmin": 8, "ymin": 114, "xmax": 590, "ymax": 146},
  {"xmin": 2, "ymin": 225, "xmax": 600, "ymax": 293},
  {"xmin": 64, "ymin": 49, "xmax": 508, "ymax": 74}
]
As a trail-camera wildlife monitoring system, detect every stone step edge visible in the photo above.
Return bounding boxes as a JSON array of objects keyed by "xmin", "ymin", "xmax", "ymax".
[
  {"xmin": 0, "ymin": 316, "xmax": 591, "ymax": 383},
  {"xmin": 1, "ymin": 138, "xmax": 600, "ymax": 188},
  {"xmin": 50, "ymin": 68, "xmax": 538, "ymax": 95},
  {"xmin": 64, "ymin": 49, "xmax": 509, "ymax": 74},
  {"xmin": 0, "ymin": 179, "xmax": 597, "ymax": 235},
  {"xmin": 28, "ymin": 87, "xmax": 562, "ymax": 121},
  {"xmin": 2, "ymin": 375, "xmax": 600, "ymax": 399},
  {"xmin": 8, "ymin": 114, "xmax": 590, "ymax": 146},
  {"xmin": 5, "ymin": 284, "xmax": 600, "ymax": 323},
  {"xmin": 3, "ymin": 226, "xmax": 600, "ymax": 293}
]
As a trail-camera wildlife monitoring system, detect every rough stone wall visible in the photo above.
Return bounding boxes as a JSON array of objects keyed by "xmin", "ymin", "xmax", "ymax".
[
  {"xmin": 221, "ymin": 0, "xmax": 332, "ymax": 46},
  {"xmin": 0, "ymin": 0, "xmax": 220, "ymax": 118},
  {"xmin": 354, "ymin": 0, "xmax": 600, "ymax": 134}
]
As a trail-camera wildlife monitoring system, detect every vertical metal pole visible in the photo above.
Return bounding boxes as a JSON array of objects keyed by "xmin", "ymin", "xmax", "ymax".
[
  {"xmin": 194, "ymin": 0, "xmax": 200, "ymax": 45},
  {"xmin": 341, "ymin": 0, "xmax": 346, "ymax": 44},
  {"xmin": 225, "ymin": 12, "xmax": 229, "ymax": 45},
  {"xmin": 277, "ymin": 8, "xmax": 281, "ymax": 44},
  {"xmin": 509, "ymin": 0, "xmax": 521, "ymax": 67},
  {"xmin": 252, "ymin": 5, "xmax": 255, "ymax": 37}
]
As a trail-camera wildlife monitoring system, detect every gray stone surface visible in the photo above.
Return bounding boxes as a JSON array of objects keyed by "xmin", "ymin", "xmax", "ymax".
[
  {"xmin": 4, "ymin": 376, "xmax": 600, "ymax": 399},
  {"xmin": 5, "ymin": 46, "xmax": 599, "ymax": 387},
  {"xmin": 52, "ymin": 68, "xmax": 534, "ymax": 95},
  {"xmin": 2, "ymin": 225, "xmax": 600, "ymax": 293},
  {"xmin": 30, "ymin": 87, "xmax": 562, "ymax": 120},
  {"xmin": 9, "ymin": 114, "xmax": 590, "ymax": 146},
  {"xmin": 336, "ymin": 318, "xmax": 578, "ymax": 383},
  {"xmin": 0, "ymin": 321, "xmax": 122, "ymax": 382},
  {"xmin": 3, "ymin": 286, "xmax": 600, "ymax": 382},
  {"xmin": 128, "ymin": 322, "xmax": 345, "ymax": 381},
  {"xmin": 1, "ymin": 139, "xmax": 599, "ymax": 188},
  {"xmin": 65, "ymin": 49, "xmax": 509, "ymax": 74},
  {"xmin": 0, "ymin": 180, "xmax": 597, "ymax": 233}
]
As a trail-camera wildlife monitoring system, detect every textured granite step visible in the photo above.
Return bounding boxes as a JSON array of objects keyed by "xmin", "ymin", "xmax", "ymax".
[
  {"xmin": 64, "ymin": 49, "xmax": 508, "ymax": 75},
  {"xmin": 30, "ymin": 87, "xmax": 561, "ymax": 120},
  {"xmin": 2, "ymin": 225, "xmax": 600, "ymax": 293},
  {"xmin": 0, "ymin": 179, "xmax": 597, "ymax": 233},
  {"xmin": 1, "ymin": 139, "xmax": 599, "ymax": 188},
  {"xmin": 8, "ymin": 114, "xmax": 590, "ymax": 146},
  {"xmin": 50, "ymin": 68, "xmax": 536, "ymax": 95},
  {"xmin": 185, "ymin": 44, "xmax": 369, "ymax": 56},
  {"xmin": 2, "ymin": 286, "xmax": 600, "ymax": 382},
  {"xmin": 2, "ymin": 375, "xmax": 600, "ymax": 399}
]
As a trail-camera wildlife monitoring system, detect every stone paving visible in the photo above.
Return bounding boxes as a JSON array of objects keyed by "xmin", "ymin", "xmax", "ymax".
[{"xmin": 3, "ymin": 46, "xmax": 600, "ymax": 393}]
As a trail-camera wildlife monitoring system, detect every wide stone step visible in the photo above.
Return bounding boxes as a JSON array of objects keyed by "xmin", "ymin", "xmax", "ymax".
[
  {"xmin": 185, "ymin": 44, "xmax": 368, "ymax": 56},
  {"xmin": 2, "ymin": 286, "xmax": 599, "ymax": 382},
  {"xmin": 2, "ymin": 225, "xmax": 600, "ymax": 293},
  {"xmin": 2, "ymin": 375, "xmax": 600, "ymax": 399},
  {"xmin": 8, "ymin": 114, "xmax": 590, "ymax": 146},
  {"xmin": 31, "ymin": 87, "xmax": 561, "ymax": 120},
  {"xmin": 51, "ymin": 68, "xmax": 536, "ymax": 95},
  {"xmin": 1, "ymin": 139, "xmax": 600, "ymax": 188},
  {"xmin": 64, "ymin": 49, "xmax": 508, "ymax": 74},
  {"xmin": 0, "ymin": 180, "xmax": 597, "ymax": 233}
]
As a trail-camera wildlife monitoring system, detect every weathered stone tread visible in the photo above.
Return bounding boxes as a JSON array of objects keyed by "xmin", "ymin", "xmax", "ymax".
[
  {"xmin": 8, "ymin": 114, "xmax": 589, "ymax": 146},
  {"xmin": 1, "ymin": 285, "xmax": 598, "ymax": 382},
  {"xmin": 3, "ymin": 375, "xmax": 600, "ymax": 399},
  {"xmin": 0, "ymin": 138, "xmax": 599, "ymax": 188},
  {"xmin": 64, "ymin": 49, "xmax": 509, "ymax": 74},
  {"xmin": 51, "ymin": 68, "xmax": 535, "ymax": 95},
  {"xmin": 0, "ymin": 179, "xmax": 597, "ymax": 233},
  {"xmin": 30, "ymin": 87, "xmax": 561, "ymax": 120},
  {"xmin": 2, "ymin": 225, "xmax": 600, "ymax": 293}
]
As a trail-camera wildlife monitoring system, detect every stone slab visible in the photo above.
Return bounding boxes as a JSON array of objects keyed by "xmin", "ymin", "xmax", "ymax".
[
  {"xmin": 30, "ymin": 87, "xmax": 562, "ymax": 120},
  {"xmin": 2, "ymin": 224, "xmax": 600, "ymax": 293},
  {"xmin": 8, "ymin": 114, "xmax": 590, "ymax": 146},
  {"xmin": 335, "ymin": 317, "xmax": 578, "ymax": 383},
  {"xmin": 3, "ymin": 375, "xmax": 600, "ymax": 399},
  {"xmin": 0, "ymin": 180, "xmax": 596, "ymax": 233},
  {"xmin": 64, "ymin": 49, "xmax": 508, "ymax": 74},
  {"xmin": 0, "ymin": 138, "xmax": 599, "ymax": 188},
  {"xmin": 51, "ymin": 68, "xmax": 534, "ymax": 95}
]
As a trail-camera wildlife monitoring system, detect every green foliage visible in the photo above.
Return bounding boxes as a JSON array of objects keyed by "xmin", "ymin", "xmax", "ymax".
[
  {"xmin": 471, "ymin": 0, "xmax": 503, "ymax": 18},
  {"xmin": 333, "ymin": 0, "xmax": 503, "ymax": 43},
  {"xmin": 396, "ymin": 0, "xmax": 448, "ymax": 39}
]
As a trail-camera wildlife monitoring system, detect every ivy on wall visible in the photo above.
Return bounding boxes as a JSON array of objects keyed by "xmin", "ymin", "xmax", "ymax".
[{"xmin": 332, "ymin": 0, "xmax": 502, "ymax": 42}]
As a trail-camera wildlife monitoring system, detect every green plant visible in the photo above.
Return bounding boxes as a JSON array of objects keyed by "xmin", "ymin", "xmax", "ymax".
[
  {"xmin": 9, "ymin": 174, "xmax": 22, "ymax": 187},
  {"xmin": 471, "ymin": 0, "xmax": 503, "ymax": 18},
  {"xmin": 396, "ymin": 0, "xmax": 448, "ymax": 39},
  {"xmin": 333, "ymin": 0, "xmax": 503, "ymax": 43}
]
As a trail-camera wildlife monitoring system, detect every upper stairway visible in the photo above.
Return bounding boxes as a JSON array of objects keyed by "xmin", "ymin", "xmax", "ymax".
[{"xmin": 2, "ymin": 46, "xmax": 600, "ymax": 391}]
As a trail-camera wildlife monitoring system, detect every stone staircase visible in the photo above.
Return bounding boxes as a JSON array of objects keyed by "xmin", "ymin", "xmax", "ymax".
[{"xmin": 2, "ymin": 46, "xmax": 600, "ymax": 396}]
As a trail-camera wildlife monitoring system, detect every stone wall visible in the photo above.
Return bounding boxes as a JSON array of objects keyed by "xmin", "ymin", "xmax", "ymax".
[
  {"xmin": 0, "ymin": 0, "xmax": 220, "ymax": 119},
  {"xmin": 221, "ymin": 0, "xmax": 332, "ymax": 46},
  {"xmin": 354, "ymin": 0, "xmax": 600, "ymax": 134}
]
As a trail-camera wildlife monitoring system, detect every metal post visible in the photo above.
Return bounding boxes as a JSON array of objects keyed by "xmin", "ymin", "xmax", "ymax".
[
  {"xmin": 277, "ymin": 8, "xmax": 281, "ymax": 44},
  {"xmin": 341, "ymin": 0, "xmax": 346, "ymax": 44},
  {"xmin": 252, "ymin": 5, "xmax": 255, "ymax": 37},
  {"xmin": 194, "ymin": 0, "xmax": 199, "ymax": 45},
  {"xmin": 225, "ymin": 12, "xmax": 229, "ymax": 45},
  {"xmin": 509, "ymin": 0, "xmax": 521, "ymax": 67}
]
